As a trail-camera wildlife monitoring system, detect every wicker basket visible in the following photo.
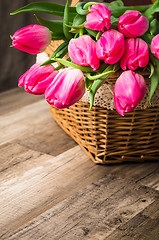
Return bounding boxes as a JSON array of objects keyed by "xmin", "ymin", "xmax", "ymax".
[{"xmin": 45, "ymin": 0, "xmax": 159, "ymax": 164}]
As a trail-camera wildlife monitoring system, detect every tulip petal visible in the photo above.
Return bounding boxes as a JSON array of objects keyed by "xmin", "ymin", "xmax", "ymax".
[
  {"xmin": 12, "ymin": 24, "xmax": 51, "ymax": 54},
  {"xmin": 45, "ymin": 67, "xmax": 85, "ymax": 109},
  {"xmin": 114, "ymin": 70, "xmax": 146, "ymax": 116}
]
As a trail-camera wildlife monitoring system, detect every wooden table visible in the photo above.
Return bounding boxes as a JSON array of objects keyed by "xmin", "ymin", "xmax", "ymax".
[{"xmin": 0, "ymin": 88, "xmax": 159, "ymax": 240}]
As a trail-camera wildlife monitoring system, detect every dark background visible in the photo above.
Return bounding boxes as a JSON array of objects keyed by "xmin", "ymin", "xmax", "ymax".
[{"xmin": 0, "ymin": 0, "xmax": 152, "ymax": 92}]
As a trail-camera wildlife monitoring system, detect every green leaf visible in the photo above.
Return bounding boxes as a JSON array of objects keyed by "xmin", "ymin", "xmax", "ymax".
[
  {"xmin": 149, "ymin": 64, "xmax": 154, "ymax": 79},
  {"xmin": 10, "ymin": 2, "xmax": 76, "ymax": 21},
  {"xmin": 35, "ymin": 15, "xmax": 66, "ymax": 40},
  {"xmin": 150, "ymin": 19, "xmax": 159, "ymax": 35},
  {"xmin": 85, "ymin": 78, "xmax": 94, "ymax": 91},
  {"xmin": 76, "ymin": 2, "xmax": 89, "ymax": 15},
  {"xmin": 149, "ymin": 58, "xmax": 159, "ymax": 104},
  {"xmin": 89, "ymin": 63, "xmax": 120, "ymax": 109},
  {"xmin": 40, "ymin": 41, "xmax": 68, "ymax": 66},
  {"xmin": 111, "ymin": 15, "xmax": 119, "ymax": 24},
  {"xmin": 71, "ymin": 14, "xmax": 86, "ymax": 32},
  {"xmin": 63, "ymin": 0, "xmax": 73, "ymax": 40},
  {"xmin": 108, "ymin": 0, "xmax": 124, "ymax": 8},
  {"xmin": 149, "ymin": 72, "xmax": 159, "ymax": 104},
  {"xmin": 144, "ymin": 0, "xmax": 159, "ymax": 20},
  {"xmin": 86, "ymin": 71, "xmax": 114, "ymax": 81},
  {"xmin": 89, "ymin": 79, "xmax": 105, "ymax": 110},
  {"xmin": 53, "ymin": 58, "xmax": 94, "ymax": 72},
  {"xmin": 109, "ymin": 5, "xmax": 150, "ymax": 18},
  {"xmin": 85, "ymin": 28, "xmax": 98, "ymax": 38}
]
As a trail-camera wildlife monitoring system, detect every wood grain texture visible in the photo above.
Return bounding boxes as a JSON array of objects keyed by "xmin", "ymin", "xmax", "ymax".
[
  {"xmin": 0, "ymin": 97, "xmax": 76, "ymax": 156},
  {"xmin": 3, "ymin": 175, "xmax": 158, "ymax": 240},
  {"xmin": 0, "ymin": 143, "xmax": 113, "ymax": 239},
  {"xmin": 0, "ymin": 88, "xmax": 43, "ymax": 115},
  {"xmin": 0, "ymin": 88, "xmax": 159, "ymax": 240}
]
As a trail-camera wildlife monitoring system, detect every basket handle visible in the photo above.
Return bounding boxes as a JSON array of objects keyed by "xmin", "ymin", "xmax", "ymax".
[{"xmin": 71, "ymin": 0, "xmax": 82, "ymax": 7}]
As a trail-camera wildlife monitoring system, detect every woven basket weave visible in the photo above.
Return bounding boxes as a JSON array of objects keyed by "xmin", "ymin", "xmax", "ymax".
[{"xmin": 45, "ymin": 0, "xmax": 159, "ymax": 164}]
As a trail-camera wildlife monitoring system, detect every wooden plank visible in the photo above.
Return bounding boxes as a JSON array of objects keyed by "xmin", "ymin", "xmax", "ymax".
[
  {"xmin": 0, "ymin": 99, "xmax": 76, "ymax": 155},
  {"xmin": 0, "ymin": 145, "xmax": 114, "ymax": 239},
  {"xmin": 0, "ymin": 143, "xmax": 42, "ymax": 172},
  {"xmin": 136, "ymin": 168, "xmax": 159, "ymax": 191},
  {"xmin": 13, "ymin": 118, "xmax": 77, "ymax": 156},
  {"xmin": 106, "ymin": 200, "xmax": 159, "ymax": 240},
  {"xmin": 3, "ymin": 174, "xmax": 157, "ymax": 240},
  {"xmin": 0, "ymin": 88, "xmax": 43, "ymax": 115},
  {"xmin": 111, "ymin": 162, "xmax": 159, "ymax": 190},
  {"xmin": 0, "ymin": 100, "xmax": 49, "ymax": 145}
]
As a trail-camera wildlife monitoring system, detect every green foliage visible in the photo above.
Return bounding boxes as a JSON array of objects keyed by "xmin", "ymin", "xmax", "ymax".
[
  {"xmin": 63, "ymin": 0, "xmax": 73, "ymax": 40},
  {"xmin": 149, "ymin": 58, "xmax": 159, "ymax": 104},
  {"xmin": 76, "ymin": 2, "xmax": 89, "ymax": 15},
  {"xmin": 35, "ymin": 15, "xmax": 66, "ymax": 40},
  {"xmin": 70, "ymin": 14, "xmax": 86, "ymax": 32},
  {"xmin": 53, "ymin": 58, "xmax": 94, "ymax": 73},
  {"xmin": 144, "ymin": 0, "xmax": 159, "ymax": 20},
  {"xmin": 40, "ymin": 41, "xmax": 69, "ymax": 66},
  {"xmin": 150, "ymin": 19, "xmax": 159, "ymax": 35},
  {"xmin": 10, "ymin": 2, "xmax": 76, "ymax": 21},
  {"xmin": 89, "ymin": 64, "xmax": 120, "ymax": 109},
  {"xmin": 85, "ymin": 78, "xmax": 93, "ymax": 91},
  {"xmin": 89, "ymin": 79, "xmax": 105, "ymax": 110}
]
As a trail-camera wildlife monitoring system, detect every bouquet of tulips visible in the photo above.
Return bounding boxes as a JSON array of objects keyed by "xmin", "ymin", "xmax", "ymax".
[{"xmin": 11, "ymin": 0, "xmax": 159, "ymax": 116}]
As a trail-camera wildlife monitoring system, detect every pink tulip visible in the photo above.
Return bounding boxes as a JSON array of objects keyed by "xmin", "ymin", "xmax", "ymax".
[
  {"xmin": 118, "ymin": 11, "xmax": 149, "ymax": 38},
  {"xmin": 18, "ymin": 63, "xmax": 58, "ymax": 95},
  {"xmin": 68, "ymin": 35, "xmax": 100, "ymax": 71},
  {"xmin": 114, "ymin": 70, "xmax": 146, "ymax": 116},
  {"xmin": 151, "ymin": 34, "xmax": 159, "ymax": 59},
  {"xmin": 120, "ymin": 38, "xmax": 149, "ymax": 70},
  {"xmin": 45, "ymin": 67, "xmax": 85, "ymax": 109},
  {"xmin": 12, "ymin": 24, "xmax": 52, "ymax": 54},
  {"xmin": 96, "ymin": 29, "xmax": 125, "ymax": 64},
  {"xmin": 84, "ymin": 4, "xmax": 111, "ymax": 32}
]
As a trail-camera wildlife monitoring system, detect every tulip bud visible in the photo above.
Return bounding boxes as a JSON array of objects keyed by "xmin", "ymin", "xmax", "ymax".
[
  {"xmin": 151, "ymin": 34, "xmax": 159, "ymax": 59},
  {"xmin": 120, "ymin": 38, "xmax": 149, "ymax": 70},
  {"xmin": 84, "ymin": 4, "xmax": 111, "ymax": 32},
  {"xmin": 18, "ymin": 63, "xmax": 58, "ymax": 95},
  {"xmin": 45, "ymin": 67, "xmax": 85, "ymax": 109},
  {"xmin": 12, "ymin": 24, "xmax": 52, "ymax": 54},
  {"xmin": 68, "ymin": 35, "xmax": 100, "ymax": 71},
  {"xmin": 113, "ymin": 70, "xmax": 146, "ymax": 116},
  {"xmin": 118, "ymin": 11, "xmax": 149, "ymax": 38},
  {"xmin": 96, "ymin": 29, "xmax": 125, "ymax": 64}
]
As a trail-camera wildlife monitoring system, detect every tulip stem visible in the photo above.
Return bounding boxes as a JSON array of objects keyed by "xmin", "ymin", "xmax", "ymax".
[
  {"xmin": 86, "ymin": 63, "xmax": 120, "ymax": 80},
  {"xmin": 54, "ymin": 64, "xmax": 64, "ymax": 71},
  {"xmin": 79, "ymin": 28, "xmax": 84, "ymax": 36},
  {"xmin": 86, "ymin": 70, "xmax": 114, "ymax": 81},
  {"xmin": 53, "ymin": 58, "xmax": 94, "ymax": 72},
  {"xmin": 83, "ymin": 2, "xmax": 99, "ymax": 10},
  {"xmin": 96, "ymin": 31, "xmax": 102, "ymax": 41}
]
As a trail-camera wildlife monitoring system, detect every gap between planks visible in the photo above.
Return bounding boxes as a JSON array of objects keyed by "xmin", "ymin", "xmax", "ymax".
[
  {"xmin": 0, "ymin": 144, "xmax": 112, "ymax": 239},
  {"xmin": 3, "ymin": 173, "xmax": 158, "ymax": 240}
]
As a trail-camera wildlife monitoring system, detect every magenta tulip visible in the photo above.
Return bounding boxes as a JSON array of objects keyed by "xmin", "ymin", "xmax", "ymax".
[
  {"xmin": 118, "ymin": 11, "xmax": 149, "ymax": 38},
  {"xmin": 114, "ymin": 70, "xmax": 146, "ymax": 116},
  {"xmin": 12, "ymin": 24, "xmax": 52, "ymax": 54},
  {"xmin": 84, "ymin": 3, "xmax": 111, "ymax": 32},
  {"xmin": 151, "ymin": 34, "xmax": 159, "ymax": 59},
  {"xmin": 18, "ymin": 63, "xmax": 58, "ymax": 95},
  {"xmin": 45, "ymin": 67, "xmax": 85, "ymax": 109},
  {"xmin": 68, "ymin": 35, "xmax": 100, "ymax": 71},
  {"xmin": 96, "ymin": 29, "xmax": 125, "ymax": 64},
  {"xmin": 120, "ymin": 38, "xmax": 149, "ymax": 70}
]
